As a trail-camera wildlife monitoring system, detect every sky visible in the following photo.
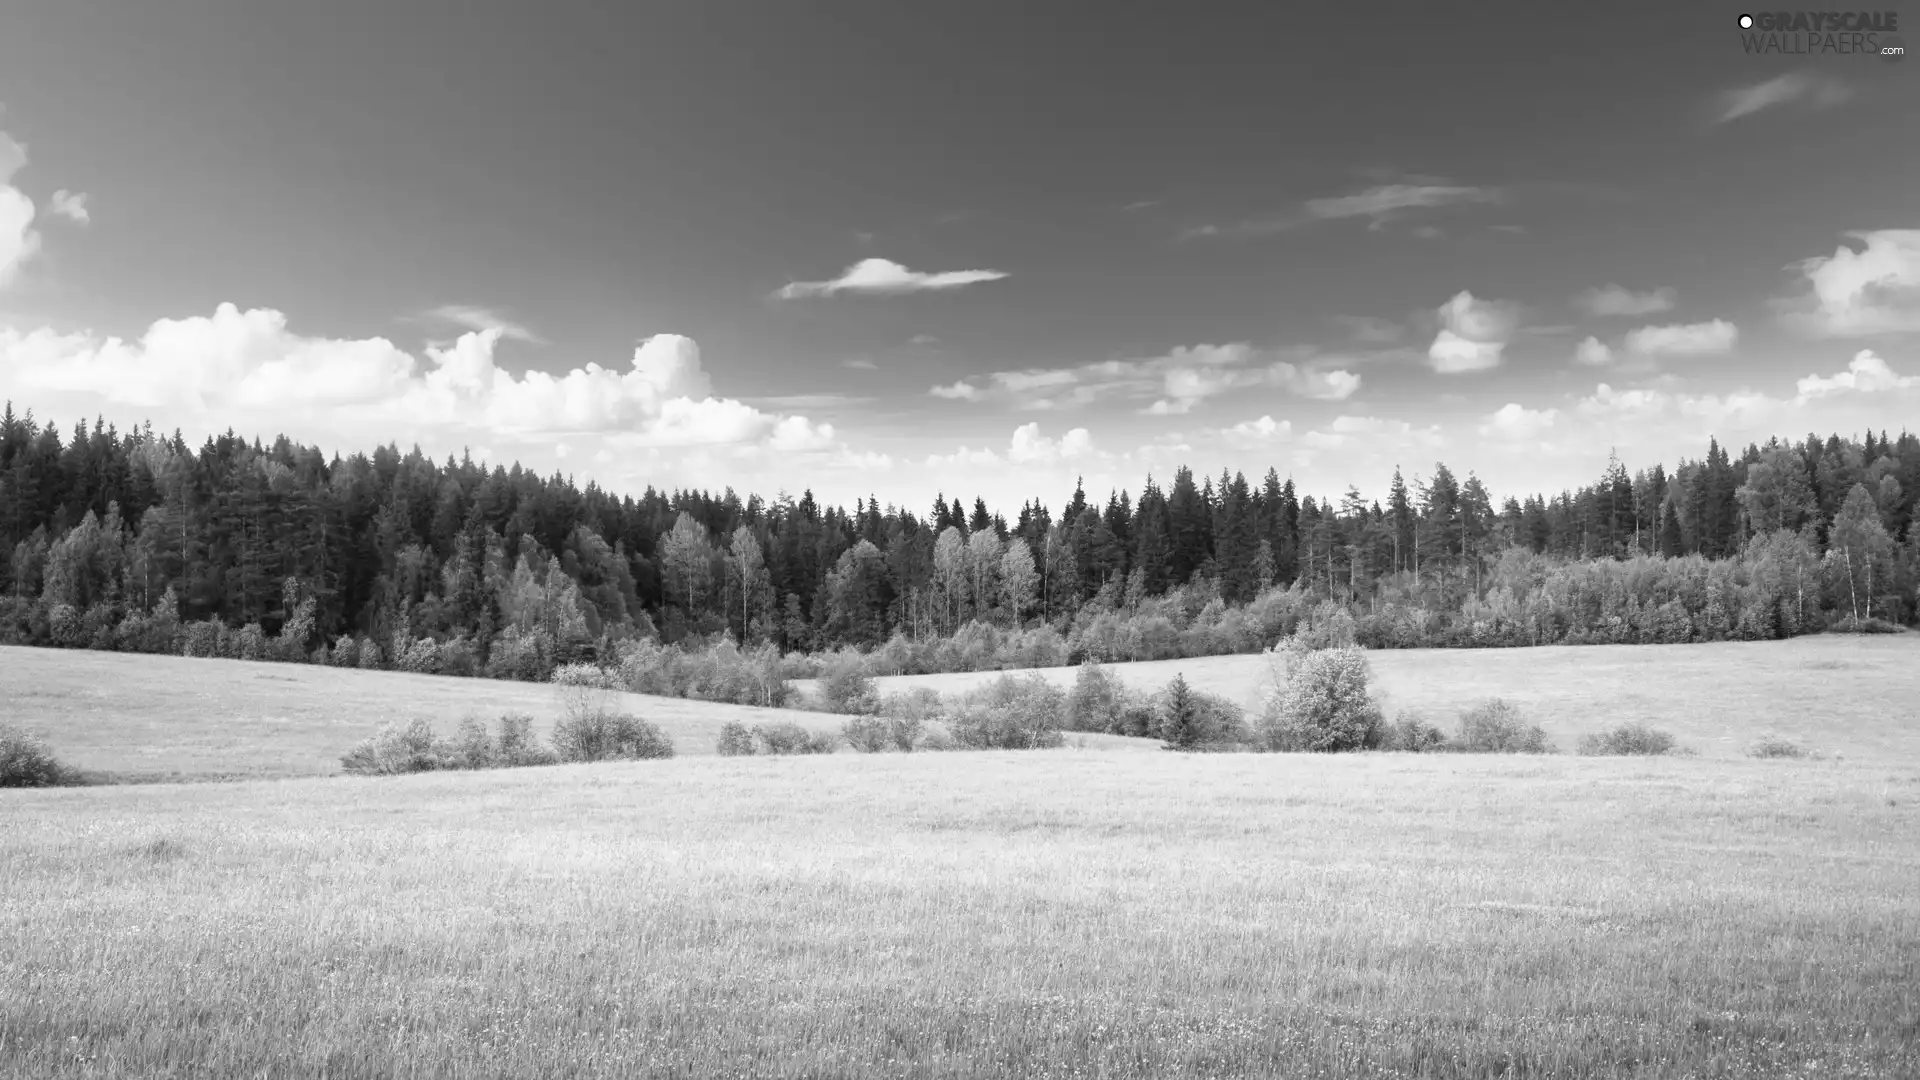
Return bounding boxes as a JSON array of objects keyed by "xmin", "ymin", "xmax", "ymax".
[{"xmin": 1, "ymin": 0, "xmax": 1917, "ymax": 513}]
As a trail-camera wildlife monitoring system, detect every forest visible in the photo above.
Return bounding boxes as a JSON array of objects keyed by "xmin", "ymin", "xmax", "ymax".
[{"xmin": 2, "ymin": 401, "xmax": 1916, "ymax": 682}]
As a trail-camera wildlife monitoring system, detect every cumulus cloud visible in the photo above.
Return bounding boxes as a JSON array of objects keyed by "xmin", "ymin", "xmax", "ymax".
[
  {"xmin": 1795, "ymin": 349, "xmax": 1919, "ymax": 399},
  {"xmin": 47, "ymin": 189, "xmax": 89, "ymax": 225},
  {"xmin": 1623, "ymin": 319, "xmax": 1738, "ymax": 357},
  {"xmin": 0, "ymin": 303, "xmax": 838, "ymax": 458},
  {"xmin": 1427, "ymin": 291, "xmax": 1518, "ymax": 373},
  {"xmin": 1007, "ymin": 422, "xmax": 1092, "ymax": 464},
  {"xmin": 775, "ymin": 257, "xmax": 1008, "ymax": 299},
  {"xmin": 1576, "ymin": 284, "xmax": 1674, "ymax": 317},
  {"xmin": 1222, "ymin": 415, "xmax": 1294, "ymax": 446},
  {"xmin": 1716, "ymin": 72, "xmax": 1851, "ymax": 123},
  {"xmin": 1782, "ymin": 229, "xmax": 1920, "ymax": 337},
  {"xmin": 1573, "ymin": 336, "xmax": 1614, "ymax": 366},
  {"xmin": 1479, "ymin": 402, "xmax": 1560, "ymax": 440},
  {"xmin": 0, "ymin": 130, "xmax": 40, "ymax": 287}
]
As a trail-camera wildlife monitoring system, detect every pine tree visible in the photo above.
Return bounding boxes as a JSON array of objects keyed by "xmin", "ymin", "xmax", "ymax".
[{"xmin": 1160, "ymin": 673, "xmax": 1205, "ymax": 750}]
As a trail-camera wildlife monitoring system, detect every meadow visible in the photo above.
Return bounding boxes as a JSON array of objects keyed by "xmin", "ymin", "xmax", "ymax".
[
  {"xmin": 4, "ymin": 636, "xmax": 1920, "ymax": 1078},
  {"xmin": 3, "ymin": 751, "xmax": 1918, "ymax": 1078},
  {"xmin": 828, "ymin": 635, "xmax": 1920, "ymax": 763}
]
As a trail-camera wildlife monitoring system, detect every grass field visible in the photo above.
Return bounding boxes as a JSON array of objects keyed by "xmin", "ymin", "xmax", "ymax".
[
  {"xmin": 826, "ymin": 634, "xmax": 1920, "ymax": 764},
  {"xmin": 0, "ymin": 645, "xmax": 858, "ymax": 780},
  {"xmin": 4, "ymin": 752, "xmax": 1918, "ymax": 1078},
  {"xmin": 5, "ymin": 637, "xmax": 1920, "ymax": 1077}
]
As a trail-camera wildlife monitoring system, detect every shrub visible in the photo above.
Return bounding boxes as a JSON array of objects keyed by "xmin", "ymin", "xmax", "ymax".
[
  {"xmin": 340, "ymin": 718, "xmax": 445, "ymax": 775},
  {"xmin": 1578, "ymin": 722, "xmax": 1678, "ymax": 756},
  {"xmin": 1158, "ymin": 674, "xmax": 1251, "ymax": 750},
  {"xmin": 1381, "ymin": 710, "xmax": 1449, "ymax": 752},
  {"xmin": 819, "ymin": 661, "xmax": 881, "ymax": 715},
  {"xmin": 1748, "ymin": 733, "xmax": 1815, "ymax": 759},
  {"xmin": 947, "ymin": 673, "xmax": 1066, "ymax": 750},
  {"xmin": 446, "ymin": 716, "xmax": 498, "ymax": 769},
  {"xmin": 753, "ymin": 722, "xmax": 837, "ymax": 755},
  {"xmin": 492, "ymin": 713, "xmax": 557, "ymax": 767},
  {"xmin": 552, "ymin": 709, "xmax": 676, "ymax": 762},
  {"xmin": 1066, "ymin": 661, "xmax": 1124, "ymax": 733},
  {"xmin": 1453, "ymin": 699, "xmax": 1554, "ymax": 754},
  {"xmin": 715, "ymin": 720, "xmax": 758, "ymax": 756},
  {"xmin": 842, "ymin": 713, "xmax": 924, "ymax": 753},
  {"xmin": 1258, "ymin": 645, "xmax": 1383, "ymax": 752},
  {"xmin": 915, "ymin": 725, "xmax": 960, "ymax": 752},
  {"xmin": 0, "ymin": 722, "xmax": 66, "ymax": 787},
  {"xmin": 842, "ymin": 714, "xmax": 892, "ymax": 753}
]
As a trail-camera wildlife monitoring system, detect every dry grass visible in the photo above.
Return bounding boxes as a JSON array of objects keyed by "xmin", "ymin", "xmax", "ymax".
[
  {"xmin": 833, "ymin": 635, "xmax": 1920, "ymax": 764},
  {"xmin": 3, "ymin": 752, "xmax": 1918, "ymax": 1078}
]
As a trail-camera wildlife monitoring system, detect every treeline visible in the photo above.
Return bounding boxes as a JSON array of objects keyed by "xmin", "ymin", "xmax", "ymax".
[{"xmin": 1, "ymin": 402, "xmax": 1916, "ymax": 679}]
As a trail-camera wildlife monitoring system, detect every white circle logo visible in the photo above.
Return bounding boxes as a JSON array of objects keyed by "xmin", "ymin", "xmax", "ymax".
[{"xmin": 1738, "ymin": 14, "xmax": 1754, "ymax": 28}]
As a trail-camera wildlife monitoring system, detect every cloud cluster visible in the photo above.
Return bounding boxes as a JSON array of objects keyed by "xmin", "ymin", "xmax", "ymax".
[
  {"xmin": 1783, "ymin": 229, "xmax": 1920, "ymax": 337},
  {"xmin": 1576, "ymin": 284, "xmax": 1675, "ymax": 317},
  {"xmin": 1183, "ymin": 180, "xmax": 1500, "ymax": 239},
  {"xmin": 1623, "ymin": 319, "xmax": 1738, "ymax": 357},
  {"xmin": 931, "ymin": 342, "xmax": 1360, "ymax": 413},
  {"xmin": 0, "ymin": 130, "xmax": 39, "ymax": 287},
  {"xmin": 1427, "ymin": 291, "xmax": 1519, "ymax": 373},
  {"xmin": 775, "ymin": 257, "xmax": 1008, "ymax": 299},
  {"xmin": 47, "ymin": 189, "xmax": 89, "ymax": 225},
  {"xmin": 0, "ymin": 304, "xmax": 835, "ymax": 457},
  {"xmin": 1795, "ymin": 349, "xmax": 1917, "ymax": 398}
]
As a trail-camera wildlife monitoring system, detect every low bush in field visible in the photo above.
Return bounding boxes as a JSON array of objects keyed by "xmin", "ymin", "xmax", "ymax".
[
  {"xmin": 1381, "ymin": 711, "xmax": 1450, "ymax": 752},
  {"xmin": 0, "ymin": 721, "xmax": 68, "ymax": 788},
  {"xmin": 1158, "ymin": 674, "xmax": 1254, "ymax": 751},
  {"xmin": 1258, "ymin": 645, "xmax": 1384, "ymax": 752},
  {"xmin": 842, "ymin": 714, "xmax": 924, "ymax": 753},
  {"xmin": 341, "ymin": 713, "xmax": 563, "ymax": 775},
  {"xmin": 715, "ymin": 721, "xmax": 757, "ymax": 756},
  {"xmin": 551, "ymin": 709, "xmax": 675, "ymax": 762},
  {"xmin": 1748, "ymin": 733, "xmax": 1817, "ymax": 759},
  {"xmin": 946, "ymin": 674, "xmax": 1066, "ymax": 750},
  {"xmin": 340, "ymin": 718, "xmax": 445, "ymax": 776},
  {"xmin": 1578, "ymin": 722, "xmax": 1679, "ymax": 756},
  {"xmin": 818, "ymin": 656, "xmax": 881, "ymax": 715},
  {"xmin": 1452, "ymin": 699, "xmax": 1555, "ymax": 754},
  {"xmin": 1832, "ymin": 615, "xmax": 1903, "ymax": 635},
  {"xmin": 751, "ymin": 722, "xmax": 838, "ymax": 755}
]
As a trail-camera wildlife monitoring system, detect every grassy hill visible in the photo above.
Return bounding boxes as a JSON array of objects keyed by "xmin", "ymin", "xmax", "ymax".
[
  {"xmin": 828, "ymin": 634, "xmax": 1920, "ymax": 764},
  {"xmin": 4, "ymin": 751, "xmax": 1917, "ymax": 1078}
]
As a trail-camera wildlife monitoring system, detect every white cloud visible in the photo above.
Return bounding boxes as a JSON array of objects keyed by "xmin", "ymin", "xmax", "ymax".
[
  {"xmin": 1427, "ymin": 291, "xmax": 1518, "ymax": 374},
  {"xmin": 1223, "ymin": 415, "xmax": 1293, "ymax": 445},
  {"xmin": 1301, "ymin": 415, "xmax": 1446, "ymax": 452},
  {"xmin": 0, "ymin": 304, "xmax": 841, "ymax": 460},
  {"xmin": 1305, "ymin": 183, "xmax": 1501, "ymax": 227},
  {"xmin": 1716, "ymin": 72, "xmax": 1851, "ymax": 123},
  {"xmin": 930, "ymin": 379, "xmax": 983, "ymax": 401},
  {"xmin": 1576, "ymin": 284, "xmax": 1674, "ymax": 317},
  {"xmin": 934, "ymin": 342, "xmax": 1358, "ymax": 413},
  {"xmin": 1623, "ymin": 319, "xmax": 1738, "ymax": 357},
  {"xmin": 1795, "ymin": 349, "xmax": 1919, "ymax": 399},
  {"xmin": 47, "ymin": 189, "xmax": 89, "ymax": 225},
  {"xmin": 841, "ymin": 357, "xmax": 878, "ymax": 370},
  {"xmin": 1007, "ymin": 422, "xmax": 1093, "ymax": 464},
  {"xmin": 1479, "ymin": 402, "xmax": 1560, "ymax": 440},
  {"xmin": 1573, "ymin": 336, "xmax": 1614, "ymax": 366},
  {"xmin": 775, "ymin": 257, "xmax": 1008, "ymax": 299},
  {"xmin": 1783, "ymin": 229, "xmax": 1920, "ymax": 337},
  {"xmin": 426, "ymin": 304, "xmax": 540, "ymax": 343},
  {"xmin": 0, "ymin": 130, "xmax": 40, "ymax": 287}
]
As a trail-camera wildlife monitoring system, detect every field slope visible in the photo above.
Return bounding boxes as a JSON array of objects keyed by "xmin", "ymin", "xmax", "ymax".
[
  {"xmin": 4, "ymin": 752, "xmax": 1918, "ymax": 1078},
  {"xmin": 0, "ymin": 645, "xmax": 850, "ymax": 780},
  {"xmin": 841, "ymin": 634, "xmax": 1920, "ymax": 763}
]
